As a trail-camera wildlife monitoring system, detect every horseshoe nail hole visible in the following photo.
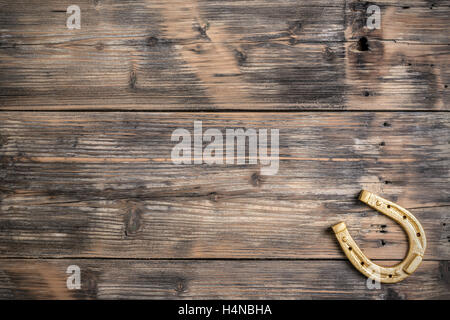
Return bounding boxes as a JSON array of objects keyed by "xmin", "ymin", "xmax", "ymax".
[
  {"xmin": 387, "ymin": 204, "xmax": 391, "ymax": 208},
  {"xmin": 147, "ymin": 36, "xmax": 159, "ymax": 47},
  {"xmin": 348, "ymin": 247, "xmax": 353, "ymax": 251},
  {"xmin": 417, "ymin": 232, "xmax": 421, "ymax": 237},
  {"xmin": 372, "ymin": 280, "xmax": 376, "ymax": 284},
  {"xmin": 357, "ymin": 36, "xmax": 369, "ymax": 51},
  {"xmin": 361, "ymin": 261, "xmax": 365, "ymax": 266},
  {"xmin": 403, "ymin": 215, "xmax": 407, "ymax": 219},
  {"xmin": 389, "ymin": 274, "xmax": 393, "ymax": 278}
]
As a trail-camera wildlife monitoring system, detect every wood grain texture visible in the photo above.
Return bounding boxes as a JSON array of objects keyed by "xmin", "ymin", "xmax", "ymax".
[
  {"xmin": 0, "ymin": 112, "xmax": 448, "ymax": 259},
  {"xmin": 346, "ymin": 0, "xmax": 450, "ymax": 43},
  {"xmin": 0, "ymin": 0, "xmax": 448, "ymax": 110},
  {"xmin": 0, "ymin": 259, "xmax": 448, "ymax": 299},
  {"xmin": 0, "ymin": 1, "xmax": 449, "ymax": 300}
]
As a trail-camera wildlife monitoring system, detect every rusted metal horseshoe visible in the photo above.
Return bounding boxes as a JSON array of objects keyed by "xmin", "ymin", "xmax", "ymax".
[{"xmin": 332, "ymin": 190, "xmax": 426, "ymax": 283}]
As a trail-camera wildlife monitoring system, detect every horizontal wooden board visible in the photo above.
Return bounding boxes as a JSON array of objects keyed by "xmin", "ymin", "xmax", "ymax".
[
  {"xmin": 0, "ymin": 112, "xmax": 448, "ymax": 259},
  {"xmin": 0, "ymin": 0, "xmax": 448, "ymax": 110},
  {"xmin": 0, "ymin": 0, "xmax": 346, "ymax": 44},
  {"xmin": 0, "ymin": 259, "xmax": 448, "ymax": 299}
]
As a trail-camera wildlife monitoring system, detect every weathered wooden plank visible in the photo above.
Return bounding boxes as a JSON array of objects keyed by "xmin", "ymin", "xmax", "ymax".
[
  {"xmin": 3, "ymin": 1, "xmax": 446, "ymax": 44},
  {"xmin": 0, "ymin": 0, "xmax": 448, "ymax": 110},
  {"xmin": 0, "ymin": 259, "xmax": 448, "ymax": 299},
  {"xmin": 0, "ymin": 0, "xmax": 345, "ymax": 43},
  {"xmin": 0, "ymin": 112, "xmax": 448, "ymax": 259},
  {"xmin": 0, "ymin": 0, "xmax": 346, "ymax": 110},
  {"xmin": 0, "ymin": 42, "xmax": 348, "ymax": 110},
  {"xmin": 1, "ymin": 40, "xmax": 446, "ymax": 110},
  {"xmin": 0, "ymin": 197, "xmax": 447, "ymax": 259}
]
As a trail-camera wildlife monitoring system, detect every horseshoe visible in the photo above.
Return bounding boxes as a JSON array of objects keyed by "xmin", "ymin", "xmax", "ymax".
[{"xmin": 332, "ymin": 190, "xmax": 426, "ymax": 283}]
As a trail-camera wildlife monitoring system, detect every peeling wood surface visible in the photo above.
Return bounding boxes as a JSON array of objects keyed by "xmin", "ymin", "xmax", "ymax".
[
  {"xmin": 0, "ymin": 0, "xmax": 448, "ymax": 110},
  {"xmin": 0, "ymin": 0, "xmax": 449, "ymax": 300},
  {"xmin": 0, "ymin": 260, "xmax": 448, "ymax": 299}
]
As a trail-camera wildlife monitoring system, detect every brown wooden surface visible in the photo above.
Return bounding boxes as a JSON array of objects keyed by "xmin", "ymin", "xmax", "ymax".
[
  {"xmin": 0, "ymin": 0, "xmax": 448, "ymax": 110},
  {"xmin": 0, "ymin": 260, "xmax": 448, "ymax": 299},
  {"xmin": 0, "ymin": 0, "xmax": 449, "ymax": 300}
]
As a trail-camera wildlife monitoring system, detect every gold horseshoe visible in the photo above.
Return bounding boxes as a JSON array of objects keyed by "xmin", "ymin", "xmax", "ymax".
[{"xmin": 332, "ymin": 190, "xmax": 426, "ymax": 283}]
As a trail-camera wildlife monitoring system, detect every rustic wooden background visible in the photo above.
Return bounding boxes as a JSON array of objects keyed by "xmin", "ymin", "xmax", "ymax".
[{"xmin": 0, "ymin": 0, "xmax": 448, "ymax": 299}]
